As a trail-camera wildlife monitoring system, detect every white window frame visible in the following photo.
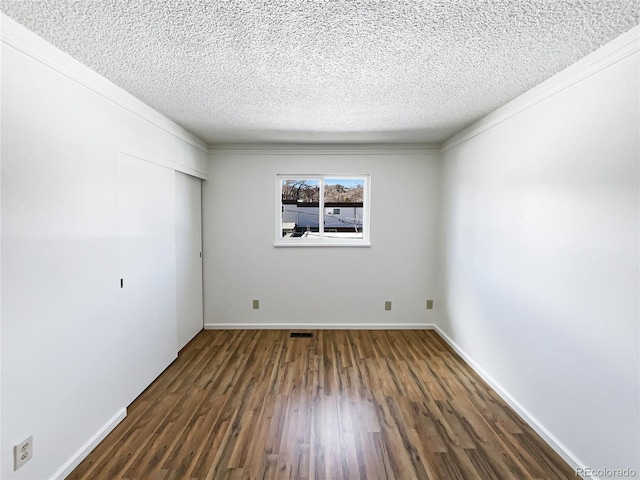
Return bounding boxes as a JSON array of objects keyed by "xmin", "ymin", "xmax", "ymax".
[{"xmin": 275, "ymin": 174, "xmax": 371, "ymax": 247}]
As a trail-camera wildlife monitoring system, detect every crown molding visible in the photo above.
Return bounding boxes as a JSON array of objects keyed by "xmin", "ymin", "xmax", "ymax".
[
  {"xmin": 441, "ymin": 25, "xmax": 640, "ymax": 153},
  {"xmin": 208, "ymin": 143, "xmax": 442, "ymax": 156},
  {"xmin": 1, "ymin": 13, "xmax": 208, "ymax": 154},
  {"xmin": 118, "ymin": 145, "xmax": 208, "ymax": 180}
]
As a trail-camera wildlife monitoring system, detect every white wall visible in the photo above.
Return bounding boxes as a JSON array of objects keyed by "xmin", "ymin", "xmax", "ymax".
[
  {"xmin": 1, "ymin": 15, "xmax": 208, "ymax": 480},
  {"xmin": 203, "ymin": 146, "xmax": 440, "ymax": 329},
  {"xmin": 176, "ymin": 171, "xmax": 204, "ymax": 350},
  {"xmin": 438, "ymin": 28, "xmax": 639, "ymax": 476},
  {"xmin": 3, "ymin": 8, "xmax": 637, "ymax": 480},
  {"xmin": 117, "ymin": 154, "xmax": 178, "ymax": 406}
]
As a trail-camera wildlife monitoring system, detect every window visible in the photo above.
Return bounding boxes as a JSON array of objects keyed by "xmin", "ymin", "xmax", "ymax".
[{"xmin": 276, "ymin": 174, "xmax": 370, "ymax": 246}]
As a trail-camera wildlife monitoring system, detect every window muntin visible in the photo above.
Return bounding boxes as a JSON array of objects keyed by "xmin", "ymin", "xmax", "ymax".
[{"xmin": 276, "ymin": 175, "xmax": 370, "ymax": 246}]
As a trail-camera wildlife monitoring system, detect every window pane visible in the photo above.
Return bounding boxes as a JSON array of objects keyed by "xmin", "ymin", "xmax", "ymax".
[
  {"xmin": 323, "ymin": 178, "xmax": 364, "ymax": 239},
  {"xmin": 281, "ymin": 179, "xmax": 320, "ymax": 238}
]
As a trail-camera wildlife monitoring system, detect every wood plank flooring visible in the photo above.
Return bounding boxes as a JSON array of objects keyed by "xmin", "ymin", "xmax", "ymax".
[{"xmin": 68, "ymin": 330, "xmax": 576, "ymax": 480}]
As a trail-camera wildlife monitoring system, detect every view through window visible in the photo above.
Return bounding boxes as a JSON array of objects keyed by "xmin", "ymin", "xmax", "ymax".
[{"xmin": 277, "ymin": 175, "xmax": 370, "ymax": 246}]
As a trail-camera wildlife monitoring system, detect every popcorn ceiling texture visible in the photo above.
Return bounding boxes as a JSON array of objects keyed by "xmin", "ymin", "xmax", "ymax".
[{"xmin": 1, "ymin": 1, "xmax": 638, "ymax": 145}]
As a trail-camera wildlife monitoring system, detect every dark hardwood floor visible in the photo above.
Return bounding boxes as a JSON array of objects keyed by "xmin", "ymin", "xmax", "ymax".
[{"xmin": 68, "ymin": 329, "xmax": 576, "ymax": 479}]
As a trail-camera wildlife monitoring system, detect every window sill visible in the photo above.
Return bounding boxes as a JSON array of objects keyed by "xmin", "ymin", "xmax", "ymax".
[{"xmin": 274, "ymin": 240, "xmax": 371, "ymax": 248}]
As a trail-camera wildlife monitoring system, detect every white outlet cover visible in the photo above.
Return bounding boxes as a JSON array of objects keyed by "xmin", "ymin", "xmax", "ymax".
[{"xmin": 14, "ymin": 435, "xmax": 33, "ymax": 471}]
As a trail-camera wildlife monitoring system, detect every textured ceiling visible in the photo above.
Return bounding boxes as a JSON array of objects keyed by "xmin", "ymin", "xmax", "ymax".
[{"xmin": 1, "ymin": 1, "xmax": 638, "ymax": 145}]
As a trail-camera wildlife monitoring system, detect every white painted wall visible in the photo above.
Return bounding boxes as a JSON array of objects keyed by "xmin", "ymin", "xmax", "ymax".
[
  {"xmin": 203, "ymin": 147, "xmax": 440, "ymax": 329},
  {"xmin": 438, "ymin": 29, "xmax": 639, "ymax": 476},
  {"xmin": 118, "ymin": 154, "xmax": 177, "ymax": 405},
  {"xmin": 1, "ymin": 15, "xmax": 208, "ymax": 480},
  {"xmin": 176, "ymin": 172, "xmax": 204, "ymax": 350},
  {"xmin": 3, "ymin": 8, "xmax": 636, "ymax": 480}
]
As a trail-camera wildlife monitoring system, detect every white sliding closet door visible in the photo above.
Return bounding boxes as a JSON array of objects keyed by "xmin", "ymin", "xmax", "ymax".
[
  {"xmin": 175, "ymin": 171, "xmax": 203, "ymax": 350},
  {"xmin": 118, "ymin": 153, "xmax": 177, "ymax": 405}
]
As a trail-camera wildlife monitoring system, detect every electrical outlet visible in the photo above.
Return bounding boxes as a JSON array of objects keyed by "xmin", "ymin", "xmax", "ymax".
[
  {"xmin": 384, "ymin": 301, "xmax": 392, "ymax": 311},
  {"xmin": 252, "ymin": 299, "xmax": 259, "ymax": 310},
  {"xmin": 14, "ymin": 435, "xmax": 33, "ymax": 471},
  {"xmin": 426, "ymin": 300, "xmax": 434, "ymax": 310}
]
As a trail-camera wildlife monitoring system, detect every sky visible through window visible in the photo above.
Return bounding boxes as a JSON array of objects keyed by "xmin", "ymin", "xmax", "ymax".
[
  {"xmin": 325, "ymin": 179, "xmax": 364, "ymax": 189},
  {"xmin": 278, "ymin": 175, "xmax": 370, "ymax": 245}
]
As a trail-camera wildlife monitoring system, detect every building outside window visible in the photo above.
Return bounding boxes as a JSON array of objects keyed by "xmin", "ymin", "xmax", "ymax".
[{"xmin": 276, "ymin": 175, "xmax": 370, "ymax": 247}]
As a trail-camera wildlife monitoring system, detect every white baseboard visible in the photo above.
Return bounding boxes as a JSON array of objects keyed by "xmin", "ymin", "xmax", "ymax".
[
  {"xmin": 49, "ymin": 407, "xmax": 126, "ymax": 480},
  {"xmin": 431, "ymin": 325, "xmax": 589, "ymax": 478},
  {"xmin": 204, "ymin": 322, "xmax": 436, "ymax": 330}
]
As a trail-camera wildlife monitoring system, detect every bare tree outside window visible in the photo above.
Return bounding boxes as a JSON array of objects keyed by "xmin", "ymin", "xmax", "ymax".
[
  {"xmin": 277, "ymin": 176, "xmax": 370, "ymax": 246},
  {"xmin": 281, "ymin": 180, "xmax": 319, "ymax": 203}
]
